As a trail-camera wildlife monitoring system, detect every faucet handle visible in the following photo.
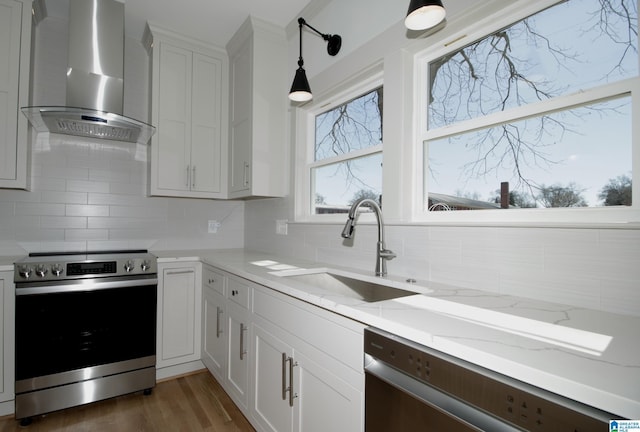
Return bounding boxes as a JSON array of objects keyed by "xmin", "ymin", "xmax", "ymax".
[{"xmin": 380, "ymin": 249, "xmax": 396, "ymax": 260}]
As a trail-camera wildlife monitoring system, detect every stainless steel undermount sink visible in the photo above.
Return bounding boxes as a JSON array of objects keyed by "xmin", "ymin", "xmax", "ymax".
[{"xmin": 271, "ymin": 268, "xmax": 430, "ymax": 303}]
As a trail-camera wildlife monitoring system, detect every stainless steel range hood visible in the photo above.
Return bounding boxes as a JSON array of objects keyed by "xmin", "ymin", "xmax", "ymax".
[{"xmin": 22, "ymin": 0, "xmax": 155, "ymax": 144}]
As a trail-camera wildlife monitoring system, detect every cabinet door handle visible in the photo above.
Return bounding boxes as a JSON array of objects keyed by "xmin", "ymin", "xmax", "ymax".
[
  {"xmin": 216, "ymin": 307, "xmax": 223, "ymax": 338},
  {"xmin": 239, "ymin": 323, "xmax": 247, "ymax": 360},
  {"xmin": 281, "ymin": 353, "xmax": 287, "ymax": 401},
  {"xmin": 192, "ymin": 165, "xmax": 196, "ymax": 188},
  {"xmin": 208, "ymin": 278, "xmax": 215, "ymax": 284},
  {"xmin": 243, "ymin": 162, "xmax": 250, "ymax": 187},
  {"xmin": 165, "ymin": 269, "xmax": 195, "ymax": 275},
  {"xmin": 287, "ymin": 356, "xmax": 298, "ymax": 407},
  {"xmin": 186, "ymin": 165, "xmax": 191, "ymax": 188}
]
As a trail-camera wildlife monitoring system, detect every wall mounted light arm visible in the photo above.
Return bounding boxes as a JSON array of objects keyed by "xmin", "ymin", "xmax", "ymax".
[
  {"xmin": 298, "ymin": 18, "xmax": 342, "ymax": 56},
  {"xmin": 289, "ymin": 18, "xmax": 342, "ymax": 102}
]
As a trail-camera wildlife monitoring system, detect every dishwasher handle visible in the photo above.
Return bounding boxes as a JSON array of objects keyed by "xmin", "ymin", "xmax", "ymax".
[{"xmin": 365, "ymin": 357, "xmax": 522, "ymax": 432}]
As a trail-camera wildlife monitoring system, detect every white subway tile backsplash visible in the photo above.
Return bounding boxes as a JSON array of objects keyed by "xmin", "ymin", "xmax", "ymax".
[
  {"xmin": 87, "ymin": 217, "xmax": 164, "ymax": 230},
  {"xmin": 109, "ymin": 204, "xmax": 168, "ymax": 218},
  {"xmin": 31, "ymin": 176, "xmax": 66, "ymax": 192},
  {"xmin": 41, "ymin": 191, "xmax": 88, "ymax": 205},
  {"xmin": 65, "ymin": 205, "xmax": 110, "ymax": 217},
  {"xmin": 65, "ymin": 229, "xmax": 109, "ymax": 241},
  {"xmin": 40, "ymin": 216, "xmax": 87, "ymax": 229},
  {"xmin": 67, "ymin": 180, "xmax": 110, "ymax": 194},
  {"xmin": 15, "ymin": 202, "xmax": 65, "ymax": 216}
]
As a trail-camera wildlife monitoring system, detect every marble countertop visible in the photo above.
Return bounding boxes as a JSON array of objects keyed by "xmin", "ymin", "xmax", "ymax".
[
  {"xmin": 0, "ymin": 256, "xmax": 21, "ymax": 273},
  {"xmin": 155, "ymin": 249, "xmax": 640, "ymax": 419}
]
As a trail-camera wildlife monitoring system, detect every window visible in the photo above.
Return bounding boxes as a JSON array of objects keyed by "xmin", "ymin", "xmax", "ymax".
[
  {"xmin": 306, "ymin": 85, "xmax": 383, "ymax": 215},
  {"xmin": 419, "ymin": 0, "xmax": 638, "ymax": 215}
]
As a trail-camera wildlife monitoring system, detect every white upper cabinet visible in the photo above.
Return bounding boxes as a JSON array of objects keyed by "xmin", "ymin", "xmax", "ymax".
[
  {"xmin": 226, "ymin": 17, "xmax": 288, "ymax": 199},
  {"xmin": 0, "ymin": 0, "xmax": 31, "ymax": 190},
  {"xmin": 145, "ymin": 23, "xmax": 228, "ymax": 199}
]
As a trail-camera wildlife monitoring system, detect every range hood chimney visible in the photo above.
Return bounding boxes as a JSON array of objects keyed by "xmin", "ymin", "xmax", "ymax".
[{"xmin": 22, "ymin": 0, "xmax": 155, "ymax": 144}]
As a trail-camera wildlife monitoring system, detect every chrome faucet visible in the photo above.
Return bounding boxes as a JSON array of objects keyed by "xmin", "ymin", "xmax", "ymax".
[{"xmin": 341, "ymin": 198, "xmax": 396, "ymax": 277}]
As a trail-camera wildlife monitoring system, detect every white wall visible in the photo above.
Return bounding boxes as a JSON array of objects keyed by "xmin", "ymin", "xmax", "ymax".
[
  {"xmin": 245, "ymin": 0, "xmax": 640, "ymax": 317},
  {"xmin": 0, "ymin": 16, "xmax": 244, "ymax": 255}
]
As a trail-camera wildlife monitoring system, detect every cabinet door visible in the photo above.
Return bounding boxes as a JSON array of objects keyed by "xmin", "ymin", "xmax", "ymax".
[
  {"xmin": 252, "ymin": 322, "xmax": 293, "ymax": 432},
  {"xmin": 293, "ymin": 350, "xmax": 362, "ymax": 432},
  {"xmin": 157, "ymin": 265, "xmax": 200, "ymax": 367},
  {"xmin": 190, "ymin": 53, "xmax": 223, "ymax": 194},
  {"xmin": 0, "ymin": 0, "xmax": 30, "ymax": 188},
  {"xmin": 229, "ymin": 39, "xmax": 252, "ymax": 194},
  {"xmin": 202, "ymin": 286, "xmax": 226, "ymax": 381},
  {"xmin": 0, "ymin": 273, "xmax": 15, "ymax": 405},
  {"xmin": 226, "ymin": 300, "xmax": 250, "ymax": 410},
  {"xmin": 156, "ymin": 42, "xmax": 192, "ymax": 192}
]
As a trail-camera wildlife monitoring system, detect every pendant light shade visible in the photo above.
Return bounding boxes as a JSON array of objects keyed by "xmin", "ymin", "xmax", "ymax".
[
  {"xmin": 289, "ymin": 66, "xmax": 312, "ymax": 102},
  {"xmin": 405, "ymin": 0, "xmax": 446, "ymax": 31}
]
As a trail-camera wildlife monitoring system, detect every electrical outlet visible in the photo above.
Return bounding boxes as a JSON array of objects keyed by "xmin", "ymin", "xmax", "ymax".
[
  {"xmin": 276, "ymin": 219, "xmax": 288, "ymax": 235},
  {"xmin": 208, "ymin": 220, "xmax": 221, "ymax": 234}
]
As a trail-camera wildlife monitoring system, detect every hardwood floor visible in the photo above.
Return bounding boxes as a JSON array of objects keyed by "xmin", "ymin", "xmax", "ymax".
[{"xmin": 0, "ymin": 371, "xmax": 255, "ymax": 432}]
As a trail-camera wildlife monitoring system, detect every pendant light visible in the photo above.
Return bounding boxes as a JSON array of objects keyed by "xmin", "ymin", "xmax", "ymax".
[
  {"xmin": 289, "ymin": 18, "xmax": 342, "ymax": 102},
  {"xmin": 405, "ymin": 0, "xmax": 446, "ymax": 31}
]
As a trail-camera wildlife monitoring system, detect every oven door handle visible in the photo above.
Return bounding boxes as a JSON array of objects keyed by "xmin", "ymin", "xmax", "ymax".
[
  {"xmin": 365, "ymin": 357, "xmax": 523, "ymax": 432},
  {"xmin": 16, "ymin": 277, "xmax": 158, "ymax": 295}
]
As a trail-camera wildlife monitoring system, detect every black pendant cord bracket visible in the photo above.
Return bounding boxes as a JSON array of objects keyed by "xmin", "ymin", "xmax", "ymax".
[{"xmin": 298, "ymin": 17, "xmax": 342, "ymax": 56}]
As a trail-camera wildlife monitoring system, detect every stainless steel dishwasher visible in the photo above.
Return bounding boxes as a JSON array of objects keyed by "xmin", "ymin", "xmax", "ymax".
[{"xmin": 364, "ymin": 327, "xmax": 616, "ymax": 431}]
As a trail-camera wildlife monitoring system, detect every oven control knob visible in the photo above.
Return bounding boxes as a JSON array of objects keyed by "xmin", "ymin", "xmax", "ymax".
[
  {"xmin": 35, "ymin": 264, "xmax": 48, "ymax": 278},
  {"xmin": 18, "ymin": 265, "xmax": 34, "ymax": 279},
  {"xmin": 124, "ymin": 260, "xmax": 135, "ymax": 272},
  {"xmin": 51, "ymin": 263, "xmax": 63, "ymax": 276},
  {"xmin": 141, "ymin": 260, "xmax": 151, "ymax": 272}
]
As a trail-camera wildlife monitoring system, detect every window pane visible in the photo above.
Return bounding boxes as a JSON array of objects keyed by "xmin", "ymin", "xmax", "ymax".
[
  {"xmin": 315, "ymin": 87, "xmax": 383, "ymax": 161},
  {"xmin": 312, "ymin": 153, "xmax": 382, "ymax": 214},
  {"xmin": 425, "ymin": 97, "xmax": 632, "ymax": 210},
  {"xmin": 428, "ymin": 0, "xmax": 638, "ymax": 129}
]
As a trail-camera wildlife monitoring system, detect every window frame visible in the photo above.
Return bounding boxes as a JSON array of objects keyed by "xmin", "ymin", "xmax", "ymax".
[
  {"xmin": 294, "ymin": 71, "xmax": 384, "ymax": 223},
  {"xmin": 412, "ymin": 0, "xmax": 640, "ymax": 225}
]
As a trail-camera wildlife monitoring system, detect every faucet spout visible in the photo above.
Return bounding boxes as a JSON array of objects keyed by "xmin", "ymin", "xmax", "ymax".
[{"xmin": 341, "ymin": 198, "xmax": 395, "ymax": 276}]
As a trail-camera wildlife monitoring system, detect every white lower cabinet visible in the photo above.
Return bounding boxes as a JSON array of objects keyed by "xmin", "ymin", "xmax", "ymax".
[
  {"xmin": 156, "ymin": 262, "xmax": 202, "ymax": 373},
  {"xmin": 202, "ymin": 279, "xmax": 226, "ymax": 381},
  {"xmin": 200, "ymin": 266, "xmax": 365, "ymax": 432},
  {"xmin": 226, "ymin": 298, "xmax": 250, "ymax": 409},
  {"xmin": 0, "ymin": 271, "xmax": 15, "ymax": 415},
  {"xmin": 251, "ymin": 288, "xmax": 364, "ymax": 432},
  {"xmin": 201, "ymin": 268, "xmax": 252, "ymax": 410}
]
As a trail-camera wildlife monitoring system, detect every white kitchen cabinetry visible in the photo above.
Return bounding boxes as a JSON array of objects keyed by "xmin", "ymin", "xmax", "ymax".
[
  {"xmin": 156, "ymin": 262, "xmax": 202, "ymax": 375},
  {"xmin": 225, "ymin": 275, "xmax": 252, "ymax": 411},
  {"xmin": 202, "ymin": 266, "xmax": 227, "ymax": 382},
  {"xmin": 251, "ymin": 288, "xmax": 364, "ymax": 432},
  {"xmin": 0, "ymin": 0, "xmax": 31, "ymax": 190},
  {"xmin": 146, "ymin": 24, "xmax": 228, "ymax": 199},
  {"xmin": 0, "ymin": 271, "xmax": 15, "ymax": 415},
  {"xmin": 201, "ymin": 268, "xmax": 252, "ymax": 411},
  {"xmin": 226, "ymin": 17, "xmax": 288, "ymax": 199}
]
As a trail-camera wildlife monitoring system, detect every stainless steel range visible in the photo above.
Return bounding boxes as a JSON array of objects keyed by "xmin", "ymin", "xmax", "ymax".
[{"xmin": 13, "ymin": 250, "xmax": 158, "ymax": 425}]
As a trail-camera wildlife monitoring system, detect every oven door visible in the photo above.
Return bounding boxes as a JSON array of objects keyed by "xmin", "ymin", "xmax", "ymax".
[
  {"xmin": 365, "ymin": 358, "xmax": 522, "ymax": 432},
  {"xmin": 15, "ymin": 278, "xmax": 157, "ymax": 384}
]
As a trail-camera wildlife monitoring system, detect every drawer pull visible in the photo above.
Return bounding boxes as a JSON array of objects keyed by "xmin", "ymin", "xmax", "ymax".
[
  {"xmin": 216, "ymin": 307, "xmax": 223, "ymax": 338},
  {"xmin": 239, "ymin": 323, "xmax": 247, "ymax": 360},
  {"xmin": 165, "ymin": 269, "xmax": 194, "ymax": 275}
]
